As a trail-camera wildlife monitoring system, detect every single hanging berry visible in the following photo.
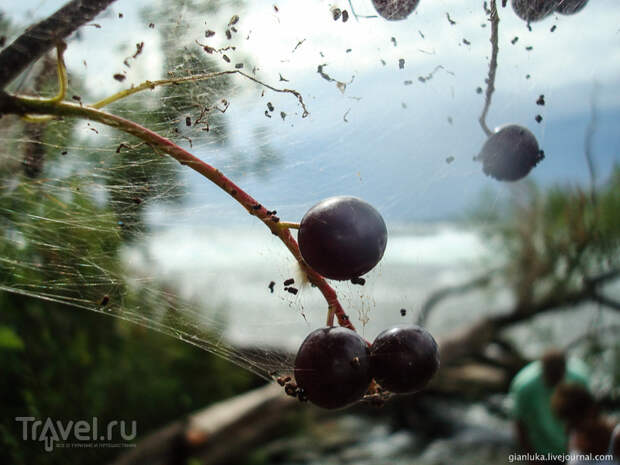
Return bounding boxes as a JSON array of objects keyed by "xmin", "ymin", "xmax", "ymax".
[
  {"xmin": 298, "ymin": 196, "xmax": 387, "ymax": 280},
  {"xmin": 477, "ymin": 124, "xmax": 544, "ymax": 181}
]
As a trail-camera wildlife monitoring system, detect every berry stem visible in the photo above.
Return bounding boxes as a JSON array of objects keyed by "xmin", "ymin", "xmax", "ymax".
[
  {"xmin": 91, "ymin": 70, "xmax": 308, "ymax": 117},
  {"xmin": 277, "ymin": 221, "xmax": 300, "ymax": 230},
  {"xmin": 22, "ymin": 42, "xmax": 68, "ymax": 123},
  {"xmin": 50, "ymin": 42, "xmax": 68, "ymax": 103},
  {"xmin": 326, "ymin": 305, "xmax": 335, "ymax": 326},
  {"xmin": 1, "ymin": 88, "xmax": 355, "ymax": 333},
  {"xmin": 479, "ymin": 0, "xmax": 499, "ymax": 137}
]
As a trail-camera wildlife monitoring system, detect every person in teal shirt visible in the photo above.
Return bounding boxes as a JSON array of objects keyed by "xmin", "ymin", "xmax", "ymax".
[{"xmin": 509, "ymin": 349, "xmax": 589, "ymax": 462}]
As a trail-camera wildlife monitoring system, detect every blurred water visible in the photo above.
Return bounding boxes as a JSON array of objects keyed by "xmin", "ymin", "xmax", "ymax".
[
  {"xmin": 135, "ymin": 222, "xmax": 618, "ymax": 356},
  {"xmin": 251, "ymin": 400, "xmax": 516, "ymax": 465},
  {"xmin": 135, "ymin": 222, "xmax": 497, "ymax": 350}
]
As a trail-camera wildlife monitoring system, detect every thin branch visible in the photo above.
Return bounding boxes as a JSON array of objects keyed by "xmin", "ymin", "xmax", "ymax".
[
  {"xmin": 277, "ymin": 222, "xmax": 300, "ymax": 230},
  {"xmin": 492, "ymin": 268, "xmax": 620, "ymax": 328},
  {"xmin": 22, "ymin": 43, "xmax": 69, "ymax": 123},
  {"xmin": 416, "ymin": 271, "xmax": 495, "ymax": 326},
  {"xmin": 590, "ymin": 291, "xmax": 620, "ymax": 312},
  {"xmin": 0, "ymin": 0, "xmax": 117, "ymax": 90},
  {"xmin": 92, "ymin": 73, "xmax": 241, "ymax": 108},
  {"xmin": 584, "ymin": 83, "xmax": 599, "ymax": 204},
  {"xmin": 92, "ymin": 70, "xmax": 309, "ymax": 118},
  {"xmin": 0, "ymin": 92, "xmax": 351, "ymax": 332},
  {"xmin": 564, "ymin": 324, "xmax": 620, "ymax": 351},
  {"xmin": 478, "ymin": 0, "xmax": 499, "ymax": 137},
  {"xmin": 587, "ymin": 268, "xmax": 620, "ymax": 287},
  {"xmin": 50, "ymin": 42, "xmax": 68, "ymax": 103},
  {"xmin": 237, "ymin": 71, "xmax": 309, "ymax": 118}
]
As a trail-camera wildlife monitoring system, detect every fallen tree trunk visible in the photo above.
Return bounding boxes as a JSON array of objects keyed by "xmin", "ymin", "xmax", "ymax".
[
  {"xmin": 185, "ymin": 382, "xmax": 299, "ymax": 465},
  {"xmin": 108, "ymin": 382, "xmax": 299, "ymax": 465}
]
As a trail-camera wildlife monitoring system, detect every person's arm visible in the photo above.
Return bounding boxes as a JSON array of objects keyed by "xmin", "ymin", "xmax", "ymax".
[
  {"xmin": 567, "ymin": 430, "xmax": 581, "ymax": 453},
  {"xmin": 515, "ymin": 420, "xmax": 536, "ymax": 455}
]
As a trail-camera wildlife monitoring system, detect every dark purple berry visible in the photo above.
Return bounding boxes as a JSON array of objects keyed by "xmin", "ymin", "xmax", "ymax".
[
  {"xmin": 478, "ymin": 124, "xmax": 544, "ymax": 181},
  {"xmin": 555, "ymin": 0, "xmax": 588, "ymax": 14},
  {"xmin": 370, "ymin": 325, "xmax": 439, "ymax": 394},
  {"xmin": 298, "ymin": 196, "xmax": 387, "ymax": 281},
  {"xmin": 511, "ymin": 0, "xmax": 556, "ymax": 22},
  {"xmin": 294, "ymin": 327, "xmax": 372, "ymax": 409},
  {"xmin": 371, "ymin": 0, "xmax": 420, "ymax": 21}
]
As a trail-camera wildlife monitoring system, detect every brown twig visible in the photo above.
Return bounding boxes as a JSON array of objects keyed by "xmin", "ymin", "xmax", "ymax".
[
  {"xmin": 416, "ymin": 271, "xmax": 496, "ymax": 326},
  {"xmin": 479, "ymin": 0, "xmax": 499, "ymax": 137},
  {"xmin": 0, "ymin": 0, "xmax": 118, "ymax": 89},
  {"xmin": 237, "ymin": 71, "xmax": 308, "ymax": 117},
  {"xmin": 492, "ymin": 268, "xmax": 620, "ymax": 328},
  {"xmin": 590, "ymin": 291, "xmax": 620, "ymax": 312}
]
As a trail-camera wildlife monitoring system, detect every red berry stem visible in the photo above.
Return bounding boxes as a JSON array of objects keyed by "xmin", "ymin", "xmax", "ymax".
[{"xmin": 2, "ymin": 93, "xmax": 356, "ymax": 332}]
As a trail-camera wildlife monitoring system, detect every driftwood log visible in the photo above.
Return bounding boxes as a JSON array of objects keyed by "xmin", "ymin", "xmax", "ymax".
[{"xmin": 108, "ymin": 383, "xmax": 299, "ymax": 465}]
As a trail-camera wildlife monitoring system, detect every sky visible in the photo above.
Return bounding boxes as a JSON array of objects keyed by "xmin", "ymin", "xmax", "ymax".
[
  {"xmin": 3, "ymin": 0, "xmax": 620, "ymax": 355},
  {"xmin": 3, "ymin": 0, "xmax": 620, "ymax": 223}
]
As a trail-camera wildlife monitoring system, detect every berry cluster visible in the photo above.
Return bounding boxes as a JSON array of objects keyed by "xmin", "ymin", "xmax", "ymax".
[
  {"xmin": 291, "ymin": 196, "xmax": 439, "ymax": 409},
  {"xmin": 294, "ymin": 325, "xmax": 439, "ymax": 409}
]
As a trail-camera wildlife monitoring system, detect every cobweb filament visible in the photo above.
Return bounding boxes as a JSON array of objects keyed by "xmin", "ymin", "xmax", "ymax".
[
  {"xmin": 0, "ymin": 4, "xmax": 359, "ymax": 380},
  {"xmin": 2, "ymin": 0, "xmax": 617, "ymax": 386}
]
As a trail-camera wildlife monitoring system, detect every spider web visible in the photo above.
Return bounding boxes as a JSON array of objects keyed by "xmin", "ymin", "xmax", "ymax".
[{"xmin": 1, "ymin": 0, "xmax": 619, "ymax": 383}]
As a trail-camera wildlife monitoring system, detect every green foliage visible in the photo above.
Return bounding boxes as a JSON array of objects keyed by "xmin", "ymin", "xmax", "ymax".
[
  {"xmin": 0, "ymin": 4, "xmax": 267, "ymax": 463},
  {"xmin": 0, "ymin": 292, "xmax": 259, "ymax": 465},
  {"xmin": 0, "ymin": 176, "xmax": 123, "ymax": 305},
  {"xmin": 0, "ymin": 325, "xmax": 24, "ymax": 350},
  {"xmin": 0, "ymin": 149, "xmax": 260, "ymax": 463},
  {"xmin": 475, "ymin": 167, "xmax": 620, "ymax": 307}
]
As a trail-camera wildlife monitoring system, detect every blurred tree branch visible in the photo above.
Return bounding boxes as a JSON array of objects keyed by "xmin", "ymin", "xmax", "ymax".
[
  {"xmin": 590, "ymin": 291, "xmax": 620, "ymax": 311},
  {"xmin": 422, "ymin": 163, "xmax": 620, "ymax": 395},
  {"xmin": 0, "ymin": 0, "xmax": 117, "ymax": 89},
  {"xmin": 416, "ymin": 271, "xmax": 497, "ymax": 326}
]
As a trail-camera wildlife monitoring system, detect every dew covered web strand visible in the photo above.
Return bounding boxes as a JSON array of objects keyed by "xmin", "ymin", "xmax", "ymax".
[
  {"xmin": 3, "ymin": 1, "xmax": 402, "ymax": 382},
  {"xmin": 0, "ymin": 0, "xmax": 573, "ymax": 382},
  {"xmin": 1, "ymin": 0, "xmax": 442, "ymax": 383},
  {"xmin": 0, "ymin": 0, "xmax": 354, "ymax": 381},
  {"xmin": 0, "ymin": 96, "xmax": 309, "ymax": 381},
  {"xmin": 0, "ymin": 130, "xmax": 296, "ymax": 379}
]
